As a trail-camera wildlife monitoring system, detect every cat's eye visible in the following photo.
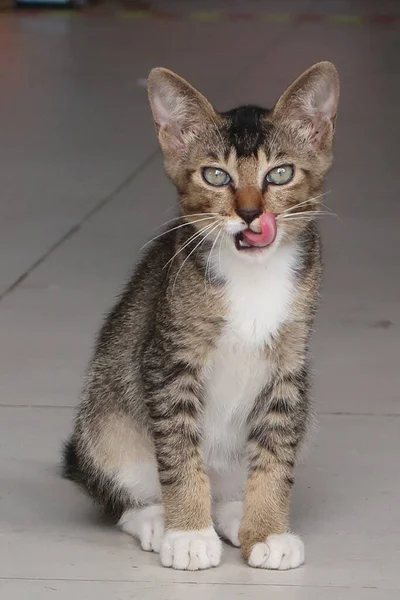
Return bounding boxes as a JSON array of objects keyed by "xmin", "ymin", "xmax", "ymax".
[
  {"xmin": 266, "ymin": 165, "xmax": 294, "ymax": 185},
  {"xmin": 202, "ymin": 167, "xmax": 231, "ymax": 187}
]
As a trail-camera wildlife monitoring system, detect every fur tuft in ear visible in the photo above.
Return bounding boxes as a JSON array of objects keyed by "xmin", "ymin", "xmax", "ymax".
[
  {"xmin": 272, "ymin": 61, "xmax": 340, "ymax": 147},
  {"xmin": 147, "ymin": 68, "xmax": 215, "ymax": 152}
]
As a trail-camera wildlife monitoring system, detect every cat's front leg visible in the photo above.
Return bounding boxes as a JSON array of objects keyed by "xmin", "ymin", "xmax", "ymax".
[
  {"xmin": 145, "ymin": 361, "xmax": 222, "ymax": 571},
  {"xmin": 239, "ymin": 329, "xmax": 310, "ymax": 570}
]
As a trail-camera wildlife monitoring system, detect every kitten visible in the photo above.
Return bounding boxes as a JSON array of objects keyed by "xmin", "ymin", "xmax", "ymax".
[{"xmin": 63, "ymin": 62, "xmax": 339, "ymax": 571}]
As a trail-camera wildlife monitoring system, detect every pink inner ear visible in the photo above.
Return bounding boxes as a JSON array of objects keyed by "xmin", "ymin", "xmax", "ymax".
[
  {"xmin": 159, "ymin": 123, "xmax": 185, "ymax": 151},
  {"xmin": 310, "ymin": 116, "xmax": 333, "ymax": 147},
  {"xmin": 153, "ymin": 98, "xmax": 170, "ymax": 127},
  {"xmin": 317, "ymin": 82, "xmax": 338, "ymax": 121}
]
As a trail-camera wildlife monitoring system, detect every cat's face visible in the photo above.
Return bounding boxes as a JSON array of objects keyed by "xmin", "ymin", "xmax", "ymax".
[{"xmin": 148, "ymin": 63, "xmax": 339, "ymax": 262}]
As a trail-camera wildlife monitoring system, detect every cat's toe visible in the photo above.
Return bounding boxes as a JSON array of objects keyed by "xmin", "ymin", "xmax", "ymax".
[
  {"xmin": 160, "ymin": 527, "xmax": 222, "ymax": 570},
  {"xmin": 118, "ymin": 505, "xmax": 164, "ymax": 553},
  {"xmin": 248, "ymin": 533, "xmax": 304, "ymax": 570}
]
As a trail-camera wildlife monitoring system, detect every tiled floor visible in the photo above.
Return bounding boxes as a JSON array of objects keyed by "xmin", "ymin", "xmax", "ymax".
[{"xmin": 1, "ymin": 1, "xmax": 399, "ymax": 598}]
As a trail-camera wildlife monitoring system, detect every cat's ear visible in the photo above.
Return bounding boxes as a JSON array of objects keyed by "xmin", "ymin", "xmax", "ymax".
[
  {"xmin": 148, "ymin": 68, "xmax": 215, "ymax": 152},
  {"xmin": 272, "ymin": 61, "xmax": 340, "ymax": 147}
]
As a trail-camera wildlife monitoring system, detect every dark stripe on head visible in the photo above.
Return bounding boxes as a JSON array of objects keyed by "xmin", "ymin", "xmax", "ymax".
[{"xmin": 221, "ymin": 105, "xmax": 271, "ymax": 157}]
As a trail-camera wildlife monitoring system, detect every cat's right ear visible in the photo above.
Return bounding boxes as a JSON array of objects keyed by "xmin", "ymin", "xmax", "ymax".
[
  {"xmin": 272, "ymin": 61, "xmax": 340, "ymax": 149},
  {"xmin": 147, "ymin": 68, "xmax": 215, "ymax": 153}
]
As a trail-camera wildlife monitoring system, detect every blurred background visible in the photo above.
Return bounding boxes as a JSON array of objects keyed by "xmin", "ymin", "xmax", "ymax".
[{"xmin": 0, "ymin": 1, "xmax": 399, "ymax": 598}]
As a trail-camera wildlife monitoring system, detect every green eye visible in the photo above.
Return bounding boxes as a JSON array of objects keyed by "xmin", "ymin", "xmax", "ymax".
[
  {"xmin": 202, "ymin": 167, "xmax": 231, "ymax": 187},
  {"xmin": 266, "ymin": 165, "xmax": 294, "ymax": 185}
]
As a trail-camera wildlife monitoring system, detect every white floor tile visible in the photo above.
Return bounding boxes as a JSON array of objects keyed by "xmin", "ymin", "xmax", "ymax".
[
  {"xmin": 0, "ymin": 580, "xmax": 394, "ymax": 600},
  {"xmin": 0, "ymin": 408, "xmax": 398, "ymax": 590},
  {"xmin": 0, "ymin": 1, "xmax": 399, "ymax": 596}
]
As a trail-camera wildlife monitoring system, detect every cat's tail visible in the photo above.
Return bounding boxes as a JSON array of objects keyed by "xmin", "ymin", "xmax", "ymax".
[
  {"xmin": 62, "ymin": 436, "xmax": 81, "ymax": 482},
  {"xmin": 61, "ymin": 434, "xmax": 131, "ymax": 520}
]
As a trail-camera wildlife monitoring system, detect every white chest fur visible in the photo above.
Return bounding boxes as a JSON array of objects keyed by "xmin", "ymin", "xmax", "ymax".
[{"xmin": 202, "ymin": 242, "xmax": 300, "ymax": 474}]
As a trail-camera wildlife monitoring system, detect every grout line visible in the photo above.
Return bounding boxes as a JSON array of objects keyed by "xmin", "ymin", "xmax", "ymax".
[
  {"xmin": 0, "ymin": 404, "xmax": 399, "ymax": 418},
  {"xmin": 0, "ymin": 576, "xmax": 384, "ymax": 589},
  {"xmin": 319, "ymin": 411, "xmax": 400, "ymax": 417},
  {"xmin": 0, "ymin": 148, "xmax": 159, "ymax": 303},
  {"xmin": 0, "ymin": 0, "xmax": 314, "ymax": 304},
  {"xmin": 0, "ymin": 405, "xmax": 76, "ymax": 409},
  {"xmin": 0, "ymin": 4, "xmax": 306, "ymax": 303},
  {"xmin": 5, "ymin": 8, "xmax": 400, "ymax": 26}
]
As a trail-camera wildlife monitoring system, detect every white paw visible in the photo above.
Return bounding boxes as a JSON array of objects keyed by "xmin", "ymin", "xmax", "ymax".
[
  {"xmin": 118, "ymin": 505, "xmax": 164, "ymax": 553},
  {"xmin": 213, "ymin": 501, "xmax": 243, "ymax": 547},
  {"xmin": 248, "ymin": 533, "xmax": 304, "ymax": 570},
  {"xmin": 160, "ymin": 527, "xmax": 222, "ymax": 570}
]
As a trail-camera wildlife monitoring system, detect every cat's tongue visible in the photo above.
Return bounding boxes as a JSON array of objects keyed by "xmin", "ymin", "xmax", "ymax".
[{"xmin": 242, "ymin": 212, "xmax": 277, "ymax": 247}]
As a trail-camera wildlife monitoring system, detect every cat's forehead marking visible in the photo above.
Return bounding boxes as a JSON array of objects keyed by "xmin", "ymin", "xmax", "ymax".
[
  {"xmin": 226, "ymin": 148, "xmax": 238, "ymax": 173},
  {"xmin": 222, "ymin": 105, "xmax": 270, "ymax": 158},
  {"xmin": 234, "ymin": 148, "xmax": 270, "ymax": 188},
  {"xmin": 257, "ymin": 147, "xmax": 269, "ymax": 173},
  {"xmin": 236, "ymin": 156, "xmax": 259, "ymax": 187}
]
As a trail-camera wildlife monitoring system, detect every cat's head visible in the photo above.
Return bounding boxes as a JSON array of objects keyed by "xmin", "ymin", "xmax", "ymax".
[{"xmin": 148, "ymin": 62, "xmax": 339, "ymax": 262}]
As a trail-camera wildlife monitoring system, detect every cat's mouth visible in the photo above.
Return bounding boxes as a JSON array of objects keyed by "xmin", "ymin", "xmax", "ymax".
[{"xmin": 234, "ymin": 213, "xmax": 277, "ymax": 251}]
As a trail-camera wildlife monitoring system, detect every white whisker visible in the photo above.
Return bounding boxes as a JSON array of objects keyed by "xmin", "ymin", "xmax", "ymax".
[
  {"xmin": 163, "ymin": 221, "xmax": 217, "ymax": 270},
  {"xmin": 278, "ymin": 212, "xmax": 341, "ymax": 225},
  {"xmin": 141, "ymin": 216, "xmax": 218, "ymax": 251},
  {"xmin": 268, "ymin": 118, "xmax": 284, "ymax": 152},
  {"xmin": 164, "ymin": 203, "xmax": 179, "ymax": 214},
  {"xmin": 217, "ymin": 230, "xmax": 228, "ymax": 276},
  {"xmin": 155, "ymin": 212, "xmax": 219, "ymax": 230},
  {"xmin": 171, "ymin": 223, "xmax": 220, "ymax": 296},
  {"xmin": 205, "ymin": 226, "xmax": 222, "ymax": 291},
  {"xmin": 212, "ymin": 116, "xmax": 226, "ymax": 151},
  {"xmin": 281, "ymin": 191, "xmax": 332, "ymax": 215},
  {"xmin": 279, "ymin": 210, "xmax": 339, "ymax": 219}
]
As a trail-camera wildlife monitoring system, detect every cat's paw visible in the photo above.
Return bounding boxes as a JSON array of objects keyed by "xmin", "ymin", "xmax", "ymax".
[
  {"xmin": 213, "ymin": 500, "xmax": 243, "ymax": 547},
  {"xmin": 118, "ymin": 505, "xmax": 164, "ymax": 553},
  {"xmin": 160, "ymin": 527, "xmax": 222, "ymax": 570},
  {"xmin": 248, "ymin": 533, "xmax": 304, "ymax": 570}
]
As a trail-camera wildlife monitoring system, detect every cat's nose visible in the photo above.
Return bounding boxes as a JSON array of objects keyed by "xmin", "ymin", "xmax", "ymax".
[{"xmin": 236, "ymin": 207, "xmax": 262, "ymax": 225}]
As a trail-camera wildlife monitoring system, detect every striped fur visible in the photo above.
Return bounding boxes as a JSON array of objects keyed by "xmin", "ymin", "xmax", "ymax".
[{"xmin": 63, "ymin": 62, "xmax": 339, "ymax": 570}]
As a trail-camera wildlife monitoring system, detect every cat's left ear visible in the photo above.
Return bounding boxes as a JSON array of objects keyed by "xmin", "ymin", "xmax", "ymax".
[
  {"xmin": 272, "ymin": 61, "xmax": 340, "ymax": 147},
  {"xmin": 147, "ymin": 68, "xmax": 216, "ymax": 153}
]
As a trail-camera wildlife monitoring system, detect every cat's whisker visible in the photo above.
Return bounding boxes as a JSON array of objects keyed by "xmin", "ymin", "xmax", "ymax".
[
  {"xmin": 211, "ymin": 117, "xmax": 226, "ymax": 150},
  {"xmin": 165, "ymin": 222, "xmax": 217, "ymax": 270},
  {"xmin": 141, "ymin": 216, "xmax": 218, "ymax": 251},
  {"xmin": 164, "ymin": 204, "xmax": 179, "ymax": 214},
  {"xmin": 172, "ymin": 223, "xmax": 220, "ymax": 296},
  {"xmin": 205, "ymin": 226, "xmax": 223, "ymax": 291},
  {"xmin": 278, "ymin": 212, "xmax": 341, "ymax": 224},
  {"xmin": 280, "ymin": 191, "xmax": 332, "ymax": 215},
  {"xmin": 218, "ymin": 230, "xmax": 227, "ymax": 274},
  {"xmin": 155, "ymin": 212, "xmax": 219, "ymax": 230},
  {"xmin": 268, "ymin": 118, "xmax": 285, "ymax": 152},
  {"xmin": 155, "ymin": 213, "xmax": 219, "ymax": 231},
  {"xmin": 163, "ymin": 221, "xmax": 217, "ymax": 270},
  {"xmin": 279, "ymin": 210, "xmax": 339, "ymax": 219}
]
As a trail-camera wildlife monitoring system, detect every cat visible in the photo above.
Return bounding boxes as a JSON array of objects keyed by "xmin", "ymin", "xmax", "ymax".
[{"xmin": 63, "ymin": 61, "xmax": 339, "ymax": 571}]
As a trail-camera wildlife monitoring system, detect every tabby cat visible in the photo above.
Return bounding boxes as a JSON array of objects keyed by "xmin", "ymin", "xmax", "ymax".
[{"xmin": 63, "ymin": 62, "xmax": 339, "ymax": 571}]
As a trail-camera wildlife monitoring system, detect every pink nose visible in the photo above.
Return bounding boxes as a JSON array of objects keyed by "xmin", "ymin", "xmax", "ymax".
[{"xmin": 242, "ymin": 212, "xmax": 277, "ymax": 247}]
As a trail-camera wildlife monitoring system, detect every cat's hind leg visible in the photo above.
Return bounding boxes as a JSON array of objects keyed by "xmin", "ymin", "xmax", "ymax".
[
  {"xmin": 63, "ymin": 414, "xmax": 163, "ymax": 552},
  {"xmin": 210, "ymin": 465, "xmax": 246, "ymax": 547}
]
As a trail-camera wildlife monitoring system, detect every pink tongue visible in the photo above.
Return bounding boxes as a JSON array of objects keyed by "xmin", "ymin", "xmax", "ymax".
[{"xmin": 242, "ymin": 212, "xmax": 277, "ymax": 247}]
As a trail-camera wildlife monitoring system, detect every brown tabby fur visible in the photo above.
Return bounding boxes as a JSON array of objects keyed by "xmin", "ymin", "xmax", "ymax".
[{"xmin": 63, "ymin": 62, "xmax": 339, "ymax": 566}]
